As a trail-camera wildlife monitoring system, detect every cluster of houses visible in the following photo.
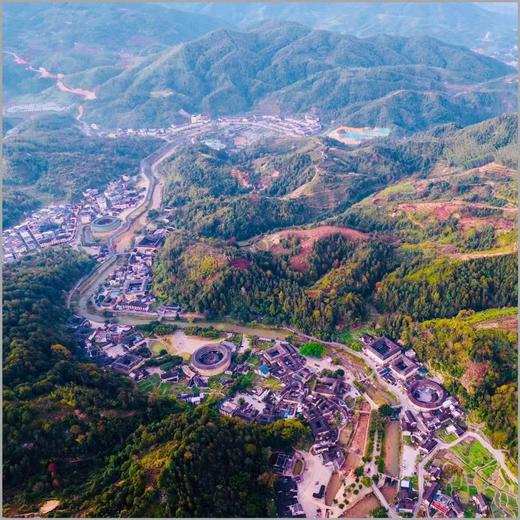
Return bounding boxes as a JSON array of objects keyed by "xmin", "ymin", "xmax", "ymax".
[
  {"xmin": 219, "ymin": 340, "xmax": 355, "ymax": 472},
  {"xmin": 3, "ymin": 204, "xmax": 80, "ymax": 263},
  {"xmin": 362, "ymin": 335, "xmax": 427, "ymax": 386},
  {"xmin": 397, "ymin": 437, "xmax": 490, "ymax": 518},
  {"xmin": 361, "ymin": 334, "xmax": 467, "ymax": 454},
  {"xmin": 78, "ymin": 177, "xmax": 144, "ymax": 225},
  {"xmin": 67, "ymin": 315, "xmax": 221, "ymax": 402},
  {"xmin": 275, "ymin": 476, "xmax": 306, "ymax": 518},
  {"xmin": 422, "ymin": 465, "xmax": 490, "ymax": 517},
  {"xmin": 401, "ymin": 397, "xmax": 466, "ymax": 451},
  {"xmin": 3, "ymin": 176, "xmax": 144, "ymax": 264},
  {"xmin": 93, "ymin": 231, "xmax": 174, "ymax": 315},
  {"xmin": 68, "ymin": 315, "xmax": 148, "ymax": 370},
  {"xmin": 99, "ymin": 113, "xmax": 321, "ymax": 141}
]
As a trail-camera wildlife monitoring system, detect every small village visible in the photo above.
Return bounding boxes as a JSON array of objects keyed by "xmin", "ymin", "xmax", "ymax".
[
  {"xmin": 93, "ymin": 231, "xmax": 167, "ymax": 315},
  {"xmin": 99, "ymin": 113, "xmax": 322, "ymax": 142},
  {"xmin": 3, "ymin": 112, "xmax": 321, "ymax": 266},
  {"xmin": 3, "ymin": 204, "xmax": 80, "ymax": 263},
  {"xmin": 2, "ymin": 176, "xmax": 144, "ymax": 264},
  {"xmin": 65, "ymin": 296, "xmax": 512, "ymax": 519}
]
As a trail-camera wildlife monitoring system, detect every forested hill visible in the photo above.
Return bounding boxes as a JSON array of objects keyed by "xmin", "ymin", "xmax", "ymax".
[
  {"xmin": 3, "ymin": 3, "xmax": 228, "ymax": 99},
  {"xmin": 3, "ymin": 113, "xmax": 161, "ymax": 228},
  {"xmin": 173, "ymin": 2, "xmax": 517, "ymax": 60},
  {"xmin": 17, "ymin": 21, "xmax": 514, "ymax": 131},
  {"xmin": 85, "ymin": 22, "xmax": 514, "ymax": 129},
  {"xmin": 156, "ymin": 114, "xmax": 517, "ymax": 242}
]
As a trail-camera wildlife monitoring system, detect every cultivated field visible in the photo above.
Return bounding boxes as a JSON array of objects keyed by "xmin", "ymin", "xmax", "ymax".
[{"xmin": 342, "ymin": 492, "xmax": 381, "ymax": 517}]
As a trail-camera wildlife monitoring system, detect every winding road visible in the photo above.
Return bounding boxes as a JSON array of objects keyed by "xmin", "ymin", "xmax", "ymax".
[{"xmin": 68, "ymin": 137, "xmax": 181, "ymax": 312}]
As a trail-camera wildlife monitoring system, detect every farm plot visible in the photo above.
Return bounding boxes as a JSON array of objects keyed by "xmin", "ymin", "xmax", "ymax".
[{"xmin": 438, "ymin": 441, "xmax": 518, "ymax": 518}]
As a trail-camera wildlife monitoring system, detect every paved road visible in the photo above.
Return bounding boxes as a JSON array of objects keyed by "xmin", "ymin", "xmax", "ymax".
[{"xmin": 68, "ymin": 138, "xmax": 182, "ymax": 314}]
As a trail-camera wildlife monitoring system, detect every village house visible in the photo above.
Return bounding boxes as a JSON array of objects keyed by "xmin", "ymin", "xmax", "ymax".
[
  {"xmin": 473, "ymin": 493, "xmax": 490, "ymax": 516},
  {"xmin": 423, "ymin": 481, "xmax": 440, "ymax": 506},
  {"xmin": 363, "ymin": 336, "xmax": 402, "ymax": 365}
]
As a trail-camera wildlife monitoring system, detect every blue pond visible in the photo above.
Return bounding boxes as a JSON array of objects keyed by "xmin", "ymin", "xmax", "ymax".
[{"xmin": 339, "ymin": 127, "xmax": 390, "ymax": 139}]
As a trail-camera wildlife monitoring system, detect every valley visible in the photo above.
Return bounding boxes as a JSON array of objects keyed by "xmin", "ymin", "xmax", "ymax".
[
  {"xmin": 2, "ymin": 3, "xmax": 518, "ymax": 519},
  {"xmin": 3, "ymin": 106, "xmax": 518, "ymax": 519}
]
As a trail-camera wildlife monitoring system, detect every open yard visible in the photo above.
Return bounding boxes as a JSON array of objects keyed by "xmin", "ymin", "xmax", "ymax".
[
  {"xmin": 349, "ymin": 404, "xmax": 371, "ymax": 456},
  {"xmin": 159, "ymin": 329, "xmax": 222, "ymax": 359},
  {"xmin": 138, "ymin": 374, "xmax": 187, "ymax": 395},
  {"xmin": 379, "ymin": 483, "xmax": 398, "ymax": 504},
  {"xmin": 325, "ymin": 471, "xmax": 342, "ymax": 506},
  {"xmin": 383, "ymin": 421, "xmax": 401, "ymax": 478},
  {"xmin": 362, "ymin": 379, "xmax": 397, "ymax": 406}
]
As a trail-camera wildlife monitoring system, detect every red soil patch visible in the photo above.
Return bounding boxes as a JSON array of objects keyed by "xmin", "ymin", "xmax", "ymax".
[
  {"xmin": 263, "ymin": 225, "xmax": 368, "ymax": 273},
  {"xmin": 342, "ymin": 493, "xmax": 381, "ymax": 517},
  {"xmin": 458, "ymin": 216, "xmax": 515, "ymax": 232},
  {"xmin": 440, "ymin": 244, "xmax": 459, "ymax": 254},
  {"xmin": 231, "ymin": 168, "xmax": 253, "ymax": 189},
  {"xmin": 433, "ymin": 203, "xmax": 455, "ymax": 220},
  {"xmin": 380, "ymin": 483, "xmax": 398, "ymax": 502},
  {"xmin": 248, "ymin": 193, "xmax": 262, "ymax": 203},
  {"xmin": 229, "ymin": 258, "xmax": 251, "ymax": 270},
  {"xmin": 349, "ymin": 403, "xmax": 371, "ymax": 456},
  {"xmin": 460, "ymin": 361, "xmax": 490, "ymax": 393},
  {"xmin": 473, "ymin": 315, "xmax": 517, "ymax": 332},
  {"xmin": 56, "ymin": 79, "xmax": 96, "ymax": 100},
  {"xmin": 73, "ymin": 43, "xmax": 99, "ymax": 53},
  {"xmin": 342, "ymin": 452, "xmax": 362, "ymax": 476}
]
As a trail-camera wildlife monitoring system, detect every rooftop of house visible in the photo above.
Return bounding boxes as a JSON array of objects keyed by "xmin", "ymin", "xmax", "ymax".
[
  {"xmin": 423, "ymin": 481, "xmax": 440, "ymax": 503},
  {"xmin": 391, "ymin": 354, "xmax": 419, "ymax": 375},
  {"xmin": 367, "ymin": 336, "xmax": 401, "ymax": 360}
]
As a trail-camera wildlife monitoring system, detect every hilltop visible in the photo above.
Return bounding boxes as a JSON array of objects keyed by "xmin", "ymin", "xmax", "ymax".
[
  {"xmin": 174, "ymin": 2, "xmax": 517, "ymax": 62},
  {"xmin": 3, "ymin": 3, "xmax": 228, "ymax": 99},
  {"xmin": 152, "ymin": 114, "xmax": 517, "ymax": 243},
  {"xmin": 6, "ymin": 21, "xmax": 515, "ymax": 132}
]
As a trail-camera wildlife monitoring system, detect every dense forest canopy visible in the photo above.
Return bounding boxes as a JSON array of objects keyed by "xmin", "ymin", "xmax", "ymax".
[{"xmin": 153, "ymin": 233, "xmax": 396, "ymax": 337}]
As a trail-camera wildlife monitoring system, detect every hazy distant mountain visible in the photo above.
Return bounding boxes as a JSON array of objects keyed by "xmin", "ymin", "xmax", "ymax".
[
  {"xmin": 76, "ymin": 21, "xmax": 515, "ymax": 131},
  {"xmin": 3, "ymin": 3, "xmax": 229, "ymax": 98},
  {"xmin": 4, "ymin": 6, "xmax": 516, "ymax": 133},
  {"xmin": 170, "ymin": 2, "xmax": 517, "ymax": 63}
]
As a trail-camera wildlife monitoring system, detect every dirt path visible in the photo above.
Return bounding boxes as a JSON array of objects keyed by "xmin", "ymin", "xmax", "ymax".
[
  {"xmin": 452, "ymin": 246, "xmax": 517, "ymax": 261},
  {"xmin": 7, "ymin": 52, "xmax": 97, "ymax": 100},
  {"xmin": 383, "ymin": 421, "xmax": 401, "ymax": 478}
]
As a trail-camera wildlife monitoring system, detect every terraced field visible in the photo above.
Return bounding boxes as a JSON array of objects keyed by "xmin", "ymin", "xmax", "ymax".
[{"xmin": 437, "ymin": 440, "xmax": 518, "ymax": 518}]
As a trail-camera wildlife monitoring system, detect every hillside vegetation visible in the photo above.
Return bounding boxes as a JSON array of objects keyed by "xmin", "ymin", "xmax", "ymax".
[
  {"xmin": 380, "ymin": 310, "xmax": 517, "ymax": 460},
  {"xmin": 176, "ymin": 2, "xmax": 517, "ymax": 60},
  {"xmin": 158, "ymin": 115, "xmax": 517, "ymax": 242},
  {"xmin": 3, "ymin": 113, "xmax": 160, "ymax": 226},
  {"xmin": 3, "ymin": 3, "xmax": 227, "ymax": 99},
  {"xmin": 18, "ymin": 22, "xmax": 514, "ymax": 131},
  {"xmin": 152, "ymin": 233, "xmax": 396, "ymax": 336}
]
